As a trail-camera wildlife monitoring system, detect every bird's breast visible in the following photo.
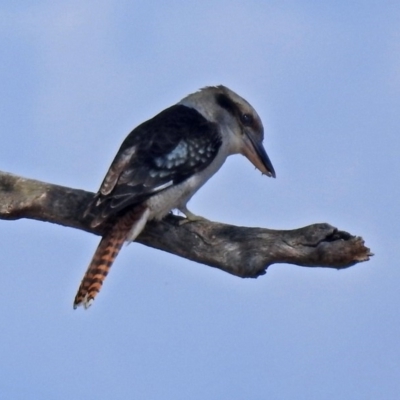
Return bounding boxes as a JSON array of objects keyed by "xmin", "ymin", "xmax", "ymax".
[{"xmin": 146, "ymin": 145, "xmax": 229, "ymax": 220}]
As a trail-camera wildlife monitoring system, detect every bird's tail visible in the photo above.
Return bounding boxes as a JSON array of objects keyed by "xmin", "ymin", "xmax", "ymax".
[{"xmin": 73, "ymin": 205, "xmax": 150, "ymax": 309}]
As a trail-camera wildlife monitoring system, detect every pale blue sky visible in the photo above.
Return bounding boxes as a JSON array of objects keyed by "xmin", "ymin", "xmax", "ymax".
[{"xmin": 1, "ymin": 1, "xmax": 399, "ymax": 399}]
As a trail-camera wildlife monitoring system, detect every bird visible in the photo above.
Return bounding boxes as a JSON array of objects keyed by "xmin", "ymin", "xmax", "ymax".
[{"xmin": 73, "ymin": 85, "xmax": 275, "ymax": 309}]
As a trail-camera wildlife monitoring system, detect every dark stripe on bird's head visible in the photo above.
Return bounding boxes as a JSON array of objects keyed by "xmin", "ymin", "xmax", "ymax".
[
  {"xmin": 215, "ymin": 92, "xmax": 260, "ymax": 131},
  {"xmin": 215, "ymin": 93, "xmax": 238, "ymax": 116}
]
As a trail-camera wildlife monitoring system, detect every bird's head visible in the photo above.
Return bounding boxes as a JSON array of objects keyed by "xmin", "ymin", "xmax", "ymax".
[{"xmin": 179, "ymin": 85, "xmax": 276, "ymax": 178}]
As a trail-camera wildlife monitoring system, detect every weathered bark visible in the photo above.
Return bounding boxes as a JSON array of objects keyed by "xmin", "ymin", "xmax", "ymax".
[{"xmin": 0, "ymin": 171, "xmax": 372, "ymax": 277}]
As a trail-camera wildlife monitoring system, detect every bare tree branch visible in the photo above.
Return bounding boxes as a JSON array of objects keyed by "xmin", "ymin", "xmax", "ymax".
[{"xmin": 0, "ymin": 170, "xmax": 373, "ymax": 277}]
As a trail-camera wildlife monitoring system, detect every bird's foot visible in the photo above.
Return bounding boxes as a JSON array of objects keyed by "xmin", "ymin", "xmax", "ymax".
[
  {"xmin": 178, "ymin": 207, "xmax": 208, "ymax": 225},
  {"xmin": 179, "ymin": 215, "xmax": 208, "ymax": 226}
]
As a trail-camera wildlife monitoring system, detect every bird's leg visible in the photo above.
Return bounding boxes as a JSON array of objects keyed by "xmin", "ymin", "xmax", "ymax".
[{"xmin": 178, "ymin": 205, "xmax": 208, "ymax": 225}]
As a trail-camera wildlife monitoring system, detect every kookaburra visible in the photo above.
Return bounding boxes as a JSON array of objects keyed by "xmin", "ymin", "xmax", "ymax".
[{"xmin": 74, "ymin": 85, "xmax": 275, "ymax": 309}]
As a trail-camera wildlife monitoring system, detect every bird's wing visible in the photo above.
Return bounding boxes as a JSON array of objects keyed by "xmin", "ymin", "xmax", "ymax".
[{"xmin": 87, "ymin": 105, "xmax": 222, "ymax": 226}]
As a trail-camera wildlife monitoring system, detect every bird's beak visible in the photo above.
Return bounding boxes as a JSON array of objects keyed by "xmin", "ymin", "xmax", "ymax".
[{"xmin": 242, "ymin": 131, "xmax": 276, "ymax": 178}]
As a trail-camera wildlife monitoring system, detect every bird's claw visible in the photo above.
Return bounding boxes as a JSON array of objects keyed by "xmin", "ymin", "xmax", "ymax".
[{"xmin": 178, "ymin": 214, "xmax": 208, "ymax": 225}]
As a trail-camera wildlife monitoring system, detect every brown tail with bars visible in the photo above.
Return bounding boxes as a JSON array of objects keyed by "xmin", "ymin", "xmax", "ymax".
[{"xmin": 73, "ymin": 205, "xmax": 149, "ymax": 309}]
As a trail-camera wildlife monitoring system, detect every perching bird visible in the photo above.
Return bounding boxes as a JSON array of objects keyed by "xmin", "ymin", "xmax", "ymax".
[{"xmin": 73, "ymin": 85, "xmax": 275, "ymax": 309}]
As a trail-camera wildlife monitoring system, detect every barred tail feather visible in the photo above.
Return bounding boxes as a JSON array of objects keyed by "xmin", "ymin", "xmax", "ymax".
[{"xmin": 73, "ymin": 205, "xmax": 149, "ymax": 309}]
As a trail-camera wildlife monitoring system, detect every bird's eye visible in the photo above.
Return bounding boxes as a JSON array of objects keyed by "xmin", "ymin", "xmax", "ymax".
[{"xmin": 240, "ymin": 113, "xmax": 253, "ymax": 126}]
